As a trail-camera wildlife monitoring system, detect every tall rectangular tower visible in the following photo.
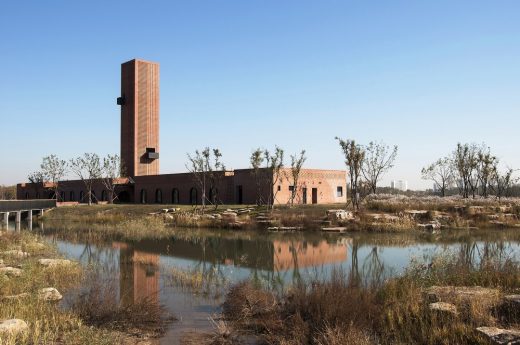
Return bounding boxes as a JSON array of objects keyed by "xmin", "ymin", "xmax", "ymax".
[{"xmin": 118, "ymin": 59, "xmax": 160, "ymax": 177}]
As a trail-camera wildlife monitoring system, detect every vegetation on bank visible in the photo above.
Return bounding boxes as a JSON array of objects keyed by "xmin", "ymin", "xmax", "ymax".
[
  {"xmin": 0, "ymin": 231, "xmax": 170, "ymax": 344},
  {"xmin": 39, "ymin": 195, "xmax": 520, "ymax": 239},
  {"xmin": 203, "ymin": 251, "xmax": 520, "ymax": 345}
]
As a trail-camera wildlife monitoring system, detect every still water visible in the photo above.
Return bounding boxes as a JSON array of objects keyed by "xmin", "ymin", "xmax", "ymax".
[{"xmin": 35, "ymin": 226, "xmax": 520, "ymax": 344}]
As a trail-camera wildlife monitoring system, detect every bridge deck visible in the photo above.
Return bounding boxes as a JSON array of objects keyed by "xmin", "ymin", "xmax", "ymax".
[{"xmin": 0, "ymin": 199, "xmax": 56, "ymax": 213}]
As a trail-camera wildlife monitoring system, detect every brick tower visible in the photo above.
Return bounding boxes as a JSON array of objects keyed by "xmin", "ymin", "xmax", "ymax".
[{"xmin": 117, "ymin": 59, "xmax": 160, "ymax": 177}]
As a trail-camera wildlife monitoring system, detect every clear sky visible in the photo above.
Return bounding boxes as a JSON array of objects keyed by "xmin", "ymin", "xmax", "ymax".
[{"xmin": 1, "ymin": 1, "xmax": 519, "ymax": 189}]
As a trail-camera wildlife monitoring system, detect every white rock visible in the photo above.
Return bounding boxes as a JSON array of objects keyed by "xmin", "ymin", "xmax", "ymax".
[
  {"xmin": 0, "ymin": 319, "xmax": 28, "ymax": 336},
  {"xmin": 38, "ymin": 287, "xmax": 62, "ymax": 301},
  {"xmin": 38, "ymin": 259, "xmax": 72, "ymax": 267},
  {"xmin": 429, "ymin": 302, "xmax": 457, "ymax": 315},
  {"xmin": 327, "ymin": 209, "xmax": 354, "ymax": 221},
  {"xmin": 0, "ymin": 267, "xmax": 22, "ymax": 277},
  {"xmin": 476, "ymin": 326, "xmax": 520, "ymax": 344}
]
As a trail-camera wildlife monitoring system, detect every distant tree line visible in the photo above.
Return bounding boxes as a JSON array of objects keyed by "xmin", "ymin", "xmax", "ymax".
[{"xmin": 421, "ymin": 142, "xmax": 518, "ymax": 199}]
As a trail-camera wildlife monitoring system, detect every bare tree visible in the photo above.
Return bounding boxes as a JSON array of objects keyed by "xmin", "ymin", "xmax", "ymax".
[
  {"xmin": 250, "ymin": 148, "xmax": 265, "ymax": 206},
  {"xmin": 336, "ymin": 137, "xmax": 365, "ymax": 211},
  {"xmin": 69, "ymin": 153, "xmax": 102, "ymax": 205},
  {"xmin": 476, "ymin": 146, "xmax": 496, "ymax": 198},
  {"xmin": 421, "ymin": 157, "xmax": 454, "ymax": 197},
  {"xmin": 288, "ymin": 150, "xmax": 306, "ymax": 206},
  {"xmin": 361, "ymin": 141, "xmax": 398, "ymax": 194},
  {"xmin": 186, "ymin": 148, "xmax": 224, "ymax": 212},
  {"xmin": 265, "ymin": 146, "xmax": 284, "ymax": 212},
  {"xmin": 27, "ymin": 170, "xmax": 45, "ymax": 198},
  {"xmin": 208, "ymin": 149, "xmax": 226, "ymax": 210},
  {"xmin": 40, "ymin": 155, "xmax": 67, "ymax": 201},
  {"xmin": 492, "ymin": 164, "xmax": 518, "ymax": 201},
  {"xmin": 452, "ymin": 143, "xmax": 479, "ymax": 198},
  {"xmin": 102, "ymin": 154, "xmax": 125, "ymax": 204}
]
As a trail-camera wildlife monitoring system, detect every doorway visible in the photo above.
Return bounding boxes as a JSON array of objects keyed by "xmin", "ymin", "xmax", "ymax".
[
  {"xmin": 302, "ymin": 188, "xmax": 307, "ymax": 204},
  {"xmin": 312, "ymin": 188, "xmax": 318, "ymax": 204},
  {"xmin": 236, "ymin": 185, "xmax": 243, "ymax": 204}
]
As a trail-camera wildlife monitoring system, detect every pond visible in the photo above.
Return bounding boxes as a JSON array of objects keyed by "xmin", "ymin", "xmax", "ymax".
[{"xmin": 31, "ymin": 225, "xmax": 520, "ymax": 344}]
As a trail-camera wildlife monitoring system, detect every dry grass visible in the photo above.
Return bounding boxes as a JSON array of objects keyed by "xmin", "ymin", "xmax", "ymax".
[
  {"xmin": 0, "ymin": 231, "xmax": 122, "ymax": 345},
  {"xmin": 220, "ymin": 250, "xmax": 520, "ymax": 345},
  {"xmin": 70, "ymin": 270, "xmax": 173, "ymax": 338}
]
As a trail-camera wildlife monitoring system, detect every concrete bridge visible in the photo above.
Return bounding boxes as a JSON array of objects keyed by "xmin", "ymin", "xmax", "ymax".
[{"xmin": 0, "ymin": 199, "xmax": 56, "ymax": 230}]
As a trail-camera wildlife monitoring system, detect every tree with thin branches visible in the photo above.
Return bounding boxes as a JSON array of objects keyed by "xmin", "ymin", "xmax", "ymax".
[
  {"xmin": 361, "ymin": 141, "xmax": 398, "ymax": 194},
  {"xmin": 40, "ymin": 155, "xmax": 67, "ymax": 201},
  {"xmin": 250, "ymin": 148, "xmax": 265, "ymax": 206},
  {"xmin": 69, "ymin": 153, "xmax": 102, "ymax": 205},
  {"xmin": 336, "ymin": 137, "xmax": 365, "ymax": 211},
  {"xmin": 265, "ymin": 146, "xmax": 284, "ymax": 212},
  {"xmin": 186, "ymin": 147, "xmax": 225, "ymax": 212},
  {"xmin": 421, "ymin": 157, "xmax": 454, "ymax": 197},
  {"xmin": 289, "ymin": 150, "xmax": 307, "ymax": 206},
  {"xmin": 102, "ymin": 154, "xmax": 125, "ymax": 204}
]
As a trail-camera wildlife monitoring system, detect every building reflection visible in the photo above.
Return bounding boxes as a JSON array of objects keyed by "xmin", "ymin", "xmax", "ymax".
[{"xmin": 113, "ymin": 242, "xmax": 160, "ymax": 305}]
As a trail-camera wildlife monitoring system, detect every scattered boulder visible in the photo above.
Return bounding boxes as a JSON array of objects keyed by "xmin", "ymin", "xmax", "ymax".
[
  {"xmin": 221, "ymin": 212, "xmax": 238, "ymax": 222},
  {"xmin": 38, "ymin": 287, "xmax": 62, "ymax": 301},
  {"xmin": 1, "ymin": 250, "xmax": 29, "ymax": 258},
  {"xmin": 424, "ymin": 286, "xmax": 500, "ymax": 304},
  {"xmin": 38, "ymin": 259, "xmax": 73, "ymax": 267},
  {"xmin": 405, "ymin": 210, "xmax": 428, "ymax": 218},
  {"xmin": 476, "ymin": 326, "xmax": 520, "ymax": 345},
  {"xmin": 504, "ymin": 295, "xmax": 520, "ymax": 305},
  {"xmin": 429, "ymin": 302, "xmax": 458, "ymax": 315},
  {"xmin": 321, "ymin": 227, "xmax": 347, "ymax": 233},
  {"xmin": 417, "ymin": 221, "xmax": 441, "ymax": 232},
  {"xmin": 0, "ymin": 267, "xmax": 22, "ymax": 277},
  {"xmin": 327, "ymin": 209, "xmax": 354, "ymax": 221},
  {"xmin": 0, "ymin": 319, "xmax": 28, "ymax": 337}
]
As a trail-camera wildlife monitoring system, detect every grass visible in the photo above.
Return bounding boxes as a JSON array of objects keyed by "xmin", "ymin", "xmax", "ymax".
[
  {"xmin": 219, "ymin": 250, "xmax": 520, "ymax": 345},
  {"xmin": 0, "ymin": 231, "xmax": 171, "ymax": 344},
  {"xmin": 40, "ymin": 196, "xmax": 520, "ymax": 237},
  {"xmin": 0, "ymin": 231, "xmax": 122, "ymax": 344}
]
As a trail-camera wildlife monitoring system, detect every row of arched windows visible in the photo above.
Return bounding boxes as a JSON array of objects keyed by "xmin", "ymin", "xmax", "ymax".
[{"xmin": 139, "ymin": 187, "xmax": 218, "ymax": 205}]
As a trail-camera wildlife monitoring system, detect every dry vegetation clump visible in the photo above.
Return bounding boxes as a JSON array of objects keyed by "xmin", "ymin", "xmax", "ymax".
[
  {"xmin": 0, "ymin": 231, "xmax": 121, "ymax": 345},
  {"xmin": 70, "ymin": 270, "xmax": 174, "ymax": 338},
  {"xmin": 166, "ymin": 265, "xmax": 230, "ymax": 297},
  {"xmin": 220, "ymin": 252, "xmax": 520, "ymax": 345}
]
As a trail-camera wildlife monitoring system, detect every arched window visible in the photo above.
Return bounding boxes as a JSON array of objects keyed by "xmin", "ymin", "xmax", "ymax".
[
  {"xmin": 118, "ymin": 191, "xmax": 130, "ymax": 203},
  {"xmin": 70, "ymin": 191, "xmax": 75, "ymax": 201},
  {"xmin": 101, "ymin": 190, "xmax": 107, "ymax": 202},
  {"xmin": 25, "ymin": 192, "xmax": 29, "ymax": 200},
  {"xmin": 189, "ymin": 188, "xmax": 198, "ymax": 205},
  {"xmin": 155, "ymin": 189, "xmax": 162, "ymax": 203},
  {"xmin": 59, "ymin": 191, "xmax": 65, "ymax": 201},
  {"xmin": 91, "ymin": 191, "xmax": 97, "ymax": 203},
  {"xmin": 48, "ymin": 191, "xmax": 56, "ymax": 199},
  {"xmin": 209, "ymin": 187, "xmax": 218, "ymax": 204},
  {"xmin": 172, "ymin": 188, "xmax": 179, "ymax": 204},
  {"xmin": 140, "ymin": 189, "xmax": 147, "ymax": 204},
  {"xmin": 79, "ymin": 191, "xmax": 85, "ymax": 202}
]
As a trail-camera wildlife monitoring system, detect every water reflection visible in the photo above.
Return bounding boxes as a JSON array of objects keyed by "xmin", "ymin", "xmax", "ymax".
[{"xmin": 38, "ymin": 226, "xmax": 520, "ymax": 344}]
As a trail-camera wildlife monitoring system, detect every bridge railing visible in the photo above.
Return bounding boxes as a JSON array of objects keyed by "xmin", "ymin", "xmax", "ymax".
[{"xmin": 0, "ymin": 199, "xmax": 57, "ymax": 213}]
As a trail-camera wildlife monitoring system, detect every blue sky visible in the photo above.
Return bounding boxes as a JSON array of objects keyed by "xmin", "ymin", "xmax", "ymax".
[{"xmin": 1, "ymin": 1, "xmax": 519, "ymax": 189}]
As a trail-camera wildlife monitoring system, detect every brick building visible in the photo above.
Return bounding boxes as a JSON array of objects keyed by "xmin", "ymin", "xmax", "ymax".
[{"xmin": 17, "ymin": 59, "xmax": 346, "ymax": 205}]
